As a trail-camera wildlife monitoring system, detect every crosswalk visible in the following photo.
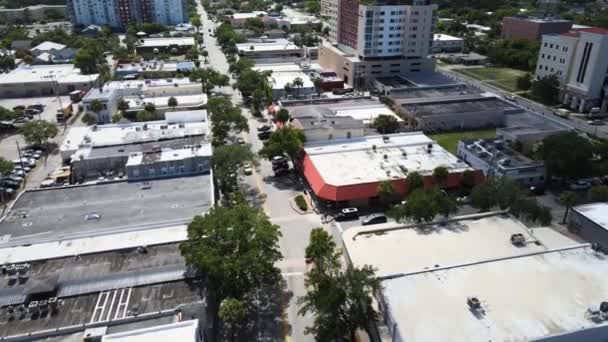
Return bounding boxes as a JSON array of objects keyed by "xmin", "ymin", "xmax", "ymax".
[{"xmin": 89, "ymin": 288, "xmax": 132, "ymax": 323}]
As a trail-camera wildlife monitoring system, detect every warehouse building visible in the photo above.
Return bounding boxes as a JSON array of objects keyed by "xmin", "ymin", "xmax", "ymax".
[
  {"xmin": 135, "ymin": 37, "xmax": 196, "ymax": 56},
  {"xmin": 342, "ymin": 212, "xmax": 608, "ymax": 342},
  {"xmin": 125, "ymin": 143, "xmax": 211, "ymax": 181},
  {"xmin": 301, "ymin": 132, "xmax": 481, "ymax": 205},
  {"xmin": 236, "ymin": 39, "xmax": 302, "ymax": 59}
]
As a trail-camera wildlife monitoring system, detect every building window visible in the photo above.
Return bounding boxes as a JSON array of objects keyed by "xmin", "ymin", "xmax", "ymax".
[{"xmin": 347, "ymin": 132, "xmax": 352, "ymax": 138}]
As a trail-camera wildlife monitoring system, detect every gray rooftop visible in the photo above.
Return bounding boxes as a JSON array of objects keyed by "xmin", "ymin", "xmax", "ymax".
[
  {"xmin": 500, "ymin": 111, "xmax": 572, "ymax": 135},
  {"xmin": 79, "ymin": 137, "xmax": 205, "ymax": 161},
  {"xmin": 460, "ymin": 137, "xmax": 542, "ymax": 169},
  {"xmin": 0, "ymin": 175, "xmax": 213, "ymax": 245},
  {"xmin": 389, "ymin": 85, "xmax": 481, "ymax": 99},
  {"xmin": 401, "ymin": 97, "xmax": 516, "ymax": 116}
]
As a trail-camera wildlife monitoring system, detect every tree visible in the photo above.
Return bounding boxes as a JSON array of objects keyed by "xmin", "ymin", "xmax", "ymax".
[
  {"xmin": 559, "ymin": 191, "xmax": 577, "ymax": 224},
  {"xmin": 74, "ymin": 48, "xmax": 101, "ymax": 74},
  {"xmin": 283, "ymin": 82, "xmax": 294, "ymax": 97},
  {"xmin": 180, "ymin": 204, "xmax": 282, "ymax": 316},
  {"xmin": 0, "ymin": 106, "xmax": 19, "ymax": 121},
  {"xmin": 312, "ymin": 77, "xmax": 323, "ymax": 96},
  {"xmin": 111, "ymin": 113, "xmax": 122, "ymax": 123},
  {"xmin": 275, "ymin": 108, "xmax": 290, "ymax": 124},
  {"xmin": 190, "ymin": 16, "xmax": 202, "ymax": 32},
  {"xmin": 228, "ymin": 57, "xmax": 254, "ymax": 77},
  {"xmin": 136, "ymin": 110, "xmax": 154, "ymax": 122},
  {"xmin": 190, "ymin": 67, "xmax": 230, "ymax": 95},
  {"xmin": 207, "ymin": 97, "xmax": 249, "ymax": 144},
  {"xmin": 0, "ymin": 157, "xmax": 13, "ymax": 177},
  {"xmin": 406, "ymin": 171, "xmax": 424, "ymax": 192},
  {"xmin": 377, "ymin": 180, "xmax": 395, "ymax": 206},
  {"xmin": 433, "ymin": 166, "xmax": 449, "ymax": 187},
  {"xmin": 219, "ymin": 298, "xmax": 247, "ymax": 342},
  {"xmin": 591, "ymin": 185, "xmax": 608, "ymax": 202},
  {"xmin": 235, "ymin": 69, "xmax": 272, "ymax": 98},
  {"xmin": 516, "ymin": 73, "xmax": 532, "ymax": 91},
  {"xmin": 0, "ymin": 55, "xmax": 15, "ymax": 72},
  {"xmin": 258, "ymin": 126, "xmax": 306, "ymax": 164},
  {"xmin": 167, "ymin": 96, "xmax": 178, "ymax": 111},
  {"xmin": 538, "ymin": 132, "xmax": 593, "ymax": 179},
  {"xmin": 470, "ymin": 180, "xmax": 496, "ymax": 212},
  {"xmin": 245, "ymin": 17, "xmax": 265, "ymax": 36},
  {"xmin": 390, "ymin": 187, "xmax": 439, "ymax": 223},
  {"xmin": 117, "ymin": 99, "xmax": 129, "ymax": 115},
  {"xmin": 144, "ymin": 103, "xmax": 156, "ymax": 114},
  {"xmin": 531, "ymin": 74, "xmax": 560, "ymax": 105},
  {"xmin": 212, "ymin": 144, "xmax": 256, "ymax": 196},
  {"xmin": 201, "ymin": 50, "xmax": 209, "ymax": 63},
  {"xmin": 537, "ymin": 206, "xmax": 553, "ymax": 226},
  {"xmin": 250, "ymin": 89, "xmax": 265, "ymax": 117},
  {"xmin": 373, "ymin": 115, "xmax": 400, "ymax": 134},
  {"xmin": 461, "ymin": 170, "xmax": 477, "ymax": 189},
  {"xmin": 88, "ymin": 99, "xmax": 103, "ymax": 122},
  {"xmin": 436, "ymin": 192, "xmax": 459, "ymax": 218},
  {"xmin": 81, "ymin": 112, "xmax": 97, "ymax": 125},
  {"xmin": 292, "ymin": 77, "xmax": 304, "ymax": 97},
  {"xmin": 298, "ymin": 228, "xmax": 381, "ymax": 341},
  {"xmin": 19, "ymin": 120, "xmax": 58, "ymax": 148},
  {"xmin": 186, "ymin": 46, "xmax": 199, "ymax": 61}
]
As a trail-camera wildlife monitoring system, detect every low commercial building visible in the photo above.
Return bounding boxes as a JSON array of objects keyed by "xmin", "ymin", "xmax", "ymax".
[
  {"xmin": 502, "ymin": 17, "xmax": 573, "ymax": 40},
  {"xmin": 82, "ymin": 78, "xmax": 205, "ymax": 123},
  {"xmin": 391, "ymin": 89, "xmax": 519, "ymax": 131},
  {"xmin": 125, "ymin": 143, "xmax": 211, "ymax": 181},
  {"xmin": 309, "ymin": 70, "xmax": 344, "ymax": 91},
  {"xmin": 0, "ymin": 5, "xmax": 66, "ymax": 24},
  {"xmin": 253, "ymin": 63, "xmax": 313, "ymax": 99},
  {"xmin": 432, "ymin": 33, "xmax": 464, "ymax": 53},
  {"xmin": 497, "ymin": 110, "xmax": 572, "ymax": 151},
  {"xmin": 236, "ymin": 39, "xmax": 302, "ymax": 59},
  {"xmin": 437, "ymin": 52, "xmax": 488, "ymax": 65},
  {"xmin": 457, "ymin": 138, "xmax": 546, "ymax": 186},
  {"xmin": 135, "ymin": 37, "xmax": 196, "ymax": 56},
  {"xmin": 568, "ymin": 202, "xmax": 608, "ymax": 250},
  {"xmin": 114, "ymin": 60, "xmax": 196, "ymax": 78},
  {"xmin": 302, "ymin": 132, "xmax": 480, "ymax": 205},
  {"xmin": 0, "ymin": 64, "xmax": 99, "ymax": 99},
  {"xmin": 60, "ymin": 117, "xmax": 208, "ymax": 162},
  {"xmin": 103, "ymin": 320, "xmax": 201, "ymax": 341},
  {"xmin": 343, "ymin": 212, "xmax": 608, "ymax": 342},
  {"xmin": 228, "ymin": 11, "xmax": 270, "ymax": 27}
]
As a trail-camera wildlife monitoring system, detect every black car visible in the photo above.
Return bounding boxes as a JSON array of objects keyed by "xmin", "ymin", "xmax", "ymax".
[
  {"xmin": 0, "ymin": 179, "xmax": 20, "ymax": 189},
  {"xmin": 257, "ymin": 124, "xmax": 271, "ymax": 132},
  {"xmin": 528, "ymin": 184, "xmax": 546, "ymax": 196},
  {"xmin": 361, "ymin": 214, "xmax": 388, "ymax": 225},
  {"xmin": 257, "ymin": 131, "xmax": 271, "ymax": 140},
  {"xmin": 335, "ymin": 208, "xmax": 359, "ymax": 221}
]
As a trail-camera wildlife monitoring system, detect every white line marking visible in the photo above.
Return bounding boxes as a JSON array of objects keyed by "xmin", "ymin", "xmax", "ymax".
[
  {"xmin": 104, "ymin": 289, "xmax": 118, "ymax": 321},
  {"xmin": 122, "ymin": 288, "xmax": 132, "ymax": 318},
  {"xmin": 281, "ymin": 272, "xmax": 305, "ymax": 277},
  {"xmin": 114, "ymin": 288, "xmax": 126, "ymax": 320}
]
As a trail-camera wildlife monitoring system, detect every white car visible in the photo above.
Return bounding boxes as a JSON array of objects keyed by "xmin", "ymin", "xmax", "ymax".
[{"xmin": 243, "ymin": 163, "xmax": 253, "ymax": 175}]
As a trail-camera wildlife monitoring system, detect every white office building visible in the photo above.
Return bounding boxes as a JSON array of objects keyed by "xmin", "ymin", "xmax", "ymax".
[{"xmin": 535, "ymin": 27, "xmax": 608, "ymax": 113}]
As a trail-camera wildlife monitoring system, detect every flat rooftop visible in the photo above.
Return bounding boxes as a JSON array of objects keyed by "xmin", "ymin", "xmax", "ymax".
[
  {"xmin": 236, "ymin": 39, "xmax": 300, "ymax": 52},
  {"xmin": 572, "ymin": 202, "xmax": 608, "ymax": 231},
  {"xmin": 383, "ymin": 245, "xmax": 607, "ymax": 342},
  {"xmin": 60, "ymin": 121, "xmax": 209, "ymax": 154},
  {"xmin": 401, "ymin": 97, "xmax": 515, "ymax": 116},
  {"xmin": 0, "ymin": 64, "xmax": 98, "ymax": 84},
  {"xmin": 138, "ymin": 37, "xmax": 195, "ymax": 48},
  {"xmin": 102, "ymin": 319, "xmax": 199, "ymax": 342},
  {"xmin": 389, "ymin": 85, "xmax": 481, "ymax": 99},
  {"xmin": 460, "ymin": 138, "xmax": 543, "ymax": 169},
  {"xmin": 0, "ymin": 175, "xmax": 213, "ymax": 244},
  {"xmin": 433, "ymin": 33, "xmax": 463, "ymax": 41},
  {"xmin": 343, "ymin": 213, "xmax": 574, "ymax": 277},
  {"xmin": 402, "ymin": 72, "xmax": 462, "ymax": 87},
  {"xmin": 126, "ymin": 143, "xmax": 212, "ymax": 166},
  {"xmin": 343, "ymin": 213, "xmax": 608, "ymax": 342},
  {"xmin": 71, "ymin": 137, "xmax": 205, "ymax": 162},
  {"xmin": 303, "ymin": 132, "xmax": 471, "ymax": 186},
  {"xmin": 285, "ymin": 98, "xmax": 400, "ymax": 124},
  {"xmin": 500, "ymin": 111, "xmax": 572, "ymax": 135}
]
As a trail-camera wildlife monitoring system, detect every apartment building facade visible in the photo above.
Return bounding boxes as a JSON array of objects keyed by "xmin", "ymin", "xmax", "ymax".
[
  {"xmin": 67, "ymin": 0, "xmax": 187, "ymax": 29},
  {"xmin": 535, "ymin": 27, "xmax": 608, "ymax": 113},
  {"xmin": 320, "ymin": 0, "xmax": 437, "ymax": 87},
  {"xmin": 502, "ymin": 17, "xmax": 572, "ymax": 41}
]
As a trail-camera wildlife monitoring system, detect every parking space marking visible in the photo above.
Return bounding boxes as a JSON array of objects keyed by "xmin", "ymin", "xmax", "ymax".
[{"xmin": 90, "ymin": 288, "xmax": 132, "ymax": 323}]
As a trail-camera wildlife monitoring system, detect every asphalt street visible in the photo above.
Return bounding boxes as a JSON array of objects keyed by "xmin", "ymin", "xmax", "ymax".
[{"xmin": 196, "ymin": 4, "xmax": 320, "ymax": 341}]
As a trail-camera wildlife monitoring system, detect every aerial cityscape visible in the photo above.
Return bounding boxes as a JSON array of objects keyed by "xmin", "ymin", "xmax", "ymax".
[{"xmin": 2, "ymin": 0, "xmax": 608, "ymax": 340}]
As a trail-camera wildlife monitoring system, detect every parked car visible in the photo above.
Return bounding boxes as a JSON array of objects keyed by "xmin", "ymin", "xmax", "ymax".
[
  {"xmin": 27, "ymin": 104, "xmax": 44, "ymax": 112},
  {"xmin": 0, "ymin": 187, "xmax": 15, "ymax": 197},
  {"xmin": 528, "ymin": 184, "xmax": 546, "ymax": 196},
  {"xmin": 14, "ymin": 165, "xmax": 31, "ymax": 173},
  {"xmin": 335, "ymin": 207, "xmax": 359, "ymax": 221},
  {"xmin": 257, "ymin": 124, "xmax": 271, "ymax": 132},
  {"xmin": 457, "ymin": 196, "xmax": 471, "ymax": 204},
  {"xmin": 237, "ymin": 137, "xmax": 245, "ymax": 144},
  {"xmin": 569, "ymin": 180, "xmax": 591, "ymax": 191},
  {"xmin": 257, "ymin": 131, "xmax": 271, "ymax": 140},
  {"xmin": 361, "ymin": 214, "xmax": 387, "ymax": 225},
  {"xmin": 12, "ymin": 170, "xmax": 26, "ymax": 177},
  {"xmin": 588, "ymin": 119, "xmax": 604, "ymax": 126},
  {"xmin": 85, "ymin": 213, "xmax": 101, "ymax": 221},
  {"xmin": 1, "ymin": 179, "xmax": 21, "ymax": 189},
  {"xmin": 243, "ymin": 162, "xmax": 253, "ymax": 175}
]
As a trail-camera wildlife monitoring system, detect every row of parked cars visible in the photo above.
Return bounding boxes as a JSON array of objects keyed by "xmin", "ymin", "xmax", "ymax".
[{"xmin": 0, "ymin": 149, "xmax": 42, "ymax": 198}]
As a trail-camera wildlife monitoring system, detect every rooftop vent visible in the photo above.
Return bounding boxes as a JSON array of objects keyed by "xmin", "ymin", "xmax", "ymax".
[
  {"xmin": 510, "ymin": 233, "xmax": 526, "ymax": 246},
  {"xmin": 383, "ymin": 136, "xmax": 390, "ymax": 143},
  {"xmin": 467, "ymin": 297, "xmax": 482, "ymax": 310}
]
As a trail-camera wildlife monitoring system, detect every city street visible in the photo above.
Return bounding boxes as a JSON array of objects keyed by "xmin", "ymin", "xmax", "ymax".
[{"xmin": 196, "ymin": 3, "xmax": 321, "ymax": 341}]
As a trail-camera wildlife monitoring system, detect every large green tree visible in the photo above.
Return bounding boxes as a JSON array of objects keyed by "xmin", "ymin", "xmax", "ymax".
[
  {"xmin": 559, "ymin": 191, "xmax": 577, "ymax": 224},
  {"xmin": 219, "ymin": 298, "xmax": 248, "ymax": 342},
  {"xmin": 212, "ymin": 144, "xmax": 256, "ymax": 196},
  {"xmin": 19, "ymin": 120, "xmax": 58, "ymax": 148},
  {"xmin": 531, "ymin": 75, "xmax": 560, "ymax": 105},
  {"xmin": 405, "ymin": 171, "xmax": 424, "ymax": 192},
  {"xmin": 258, "ymin": 126, "xmax": 306, "ymax": 164},
  {"xmin": 390, "ymin": 187, "xmax": 441, "ymax": 223},
  {"xmin": 298, "ymin": 228, "xmax": 381, "ymax": 341},
  {"xmin": 373, "ymin": 115, "xmax": 399, "ymax": 134},
  {"xmin": 180, "ymin": 204, "xmax": 282, "ymax": 316},
  {"xmin": 207, "ymin": 97, "xmax": 248, "ymax": 144},
  {"xmin": 190, "ymin": 67, "xmax": 230, "ymax": 95},
  {"xmin": 538, "ymin": 132, "xmax": 593, "ymax": 179}
]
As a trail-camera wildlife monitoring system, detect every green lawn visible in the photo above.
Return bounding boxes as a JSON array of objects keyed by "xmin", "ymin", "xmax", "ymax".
[
  {"xmin": 430, "ymin": 129, "xmax": 496, "ymax": 155},
  {"xmin": 452, "ymin": 67, "xmax": 528, "ymax": 92}
]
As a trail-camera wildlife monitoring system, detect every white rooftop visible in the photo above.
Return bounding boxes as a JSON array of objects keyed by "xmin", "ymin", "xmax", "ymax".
[
  {"xmin": 138, "ymin": 37, "xmax": 195, "ymax": 48},
  {"xmin": 0, "ymin": 64, "xmax": 98, "ymax": 84},
  {"xmin": 237, "ymin": 39, "xmax": 300, "ymax": 52},
  {"xmin": 433, "ymin": 33, "xmax": 464, "ymax": 41},
  {"xmin": 231, "ymin": 11, "xmax": 267, "ymax": 19},
  {"xmin": 343, "ymin": 213, "xmax": 608, "ymax": 342},
  {"xmin": 333, "ymin": 104, "xmax": 402, "ymax": 125},
  {"xmin": 126, "ymin": 144, "xmax": 212, "ymax": 166},
  {"xmin": 303, "ymin": 132, "xmax": 471, "ymax": 186},
  {"xmin": 343, "ymin": 213, "xmax": 575, "ymax": 277},
  {"xmin": 124, "ymin": 93, "xmax": 206, "ymax": 109},
  {"xmin": 102, "ymin": 319, "xmax": 198, "ymax": 342},
  {"xmin": 60, "ymin": 120, "xmax": 208, "ymax": 153},
  {"xmin": 384, "ymin": 245, "xmax": 607, "ymax": 342},
  {"xmin": 31, "ymin": 41, "xmax": 66, "ymax": 51},
  {"xmin": 572, "ymin": 202, "xmax": 608, "ymax": 231}
]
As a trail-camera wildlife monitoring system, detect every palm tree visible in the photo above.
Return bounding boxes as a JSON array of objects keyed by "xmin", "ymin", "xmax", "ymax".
[
  {"xmin": 433, "ymin": 166, "xmax": 449, "ymax": 188},
  {"xmin": 168, "ymin": 96, "xmax": 178, "ymax": 111},
  {"xmin": 202, "ymin": 50, "xmax": 209, "ymax": 63},
  {"xmin": 283, "ymin": 82, "xmax": 293, "ymax": 97},
  {"xmin": 292, "ymin": 77, "xmax": 304, "ymax": 97},
  {"xmin": 117, "ymin": 99, "xmax": 129, "ymax": 115},
  {"xmin": 559, "ymin": 191, "xmax": 577, "ymax": 224}
]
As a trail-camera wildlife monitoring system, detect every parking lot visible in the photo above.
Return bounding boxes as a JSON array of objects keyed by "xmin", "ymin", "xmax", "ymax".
[{"xmin": 0, "ymin": 95, "xmax": 72, "ymax": 124}]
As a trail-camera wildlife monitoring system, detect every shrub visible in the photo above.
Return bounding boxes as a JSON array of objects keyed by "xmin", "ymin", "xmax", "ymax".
[{"xmin": 295, "ymin": 194, "xmax": 308, "ymax": 211}]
